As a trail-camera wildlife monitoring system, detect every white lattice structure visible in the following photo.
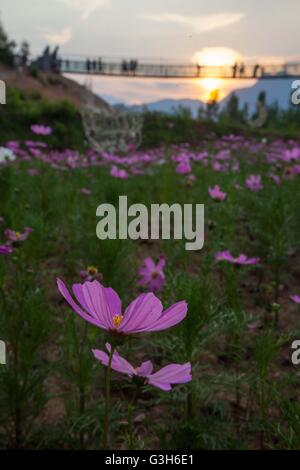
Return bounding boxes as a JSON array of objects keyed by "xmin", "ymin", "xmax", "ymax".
[
  {"xmin": 81, "ymin": 105, "xmax": 144, "ymax": 153},
  {"xmin": 245, "ymin": 102, "xmax": 268, "ymax": 128}
]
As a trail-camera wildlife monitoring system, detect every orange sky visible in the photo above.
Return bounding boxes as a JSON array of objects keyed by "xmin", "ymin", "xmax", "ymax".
[{"xmin": 68, "ymin": 74, "xmax": 256, "ymax": 105}]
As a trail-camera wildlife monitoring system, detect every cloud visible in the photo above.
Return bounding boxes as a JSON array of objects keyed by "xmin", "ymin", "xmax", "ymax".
[
  {"xmin": 40, "ymin": 27, "xmax": 73, "ymax": 45},
  {"xmin": 193, "ymin": 47, "xmax": 241, "ymax": 66},
  {"xmin": 140, "ymin": 12, "xmax": 245, "ymax": 33},
  {"xmin": 58, "ymin": 0, "xmax": 110, "ymax": 20}
]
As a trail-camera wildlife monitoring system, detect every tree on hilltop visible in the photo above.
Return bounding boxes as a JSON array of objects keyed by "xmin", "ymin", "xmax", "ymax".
[{"xmin": 0, "ymin": 13, "xmax": 16, "ymax": 66}]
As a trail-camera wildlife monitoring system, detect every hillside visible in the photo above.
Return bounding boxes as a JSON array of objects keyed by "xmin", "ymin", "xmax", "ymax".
[{"xmin": 0, "ymin": 65, "xmax": 111, "ymax": 111}]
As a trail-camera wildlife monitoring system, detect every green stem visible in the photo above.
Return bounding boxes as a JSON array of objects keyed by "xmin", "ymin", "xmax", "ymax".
[
  {"xmin": 259, "ymin": 376, "xmax": 266, "ymax": 450},
  {"xmin": 128, "ymin": 403, "xmax": 134, "ymax": 450},
  {"xmin": 102, "ymin": 345, "xmax": 115, "ymax": 449}
]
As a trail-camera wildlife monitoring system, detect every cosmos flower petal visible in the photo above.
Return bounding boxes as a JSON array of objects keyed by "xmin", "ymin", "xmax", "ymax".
[
  {"xmin": 147, "ymin": 363, "xmax": 192, "ymax": 390},
  {"xmin": 57, "ymin": 278, "xmax": 103, "ymax": 328},
  {"xmin": 0, "ymin": 244, "xmax": 13, "ymax": 255},
  {"xmin": 149, "ymin": 363, "xmax": 192, "ymax": 382},
  {"xmin": 82, "ymin": 281, "xmax": 122, "ymax": 330},
  {"xmin": 146, "ymin": 381, "xmax": 172, "ymax": 391},
  {"xmin": 215, "ymin": 250, "xmax": 234, "ymax": 262},
  {"xmin": 144, "ymin": 257, "xmax": 156, "ymax": 271},
  {"xmin": 92, "ymin": 345, "xmax": 137, "ymax": 377},
  {"xmin": 145, "ymin": 300, "xmax": 188, "ymax": 332},
  {"xmin": 136, "ymin": 360, "xmax": 153, "ymax": 377},
  {"xmin": 138, "ymin": 268, "xmax": 152, "ymax": 277},
  {"xmin": 72, "ymin": 283, "xmax": 93, "ymax": 313},
  {"xmin": 119, "ymin": 293, "xmax": 163, "ymax": 333},
  {"xmin": 157, "ymin": 257, "xmax": 166, "ymax": 271},
  {"xmin": 291, "ymin": 295, "xmax": 300, "ymax": 304}
]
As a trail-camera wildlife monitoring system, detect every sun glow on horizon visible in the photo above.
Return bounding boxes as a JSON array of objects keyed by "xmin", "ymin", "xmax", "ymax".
[
  {"xmin": 193, "ymin": 47, "xmax": 241, "ymax": 67},
  {"xmin": 193, "ymin": 47, "xmax": 241, "ymax": 102},
  {"xmin": 200, "ymin": 77, "xmax": 222, "ymax": 102}
]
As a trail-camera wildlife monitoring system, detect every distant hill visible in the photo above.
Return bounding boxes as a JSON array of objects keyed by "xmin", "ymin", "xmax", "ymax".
[
  {"xmin": 105, "ymin": 78, "xmax": 295, "ymax": 117},
  {"xmin": 220, "ymin": 78, "xmax": 295, "ymax": 112},
  {"xmin": 101, "ymin": 94, "xmax": 126, "ymax": 107},
  {"xmin": 130, "ymin": 98, "xmax": 205, "ymax": 118}
]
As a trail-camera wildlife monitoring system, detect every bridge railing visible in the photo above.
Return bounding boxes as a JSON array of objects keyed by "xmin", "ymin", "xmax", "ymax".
[{"xmin": 59, "ymin": 59, "xmax": 300, "ymax": 79}]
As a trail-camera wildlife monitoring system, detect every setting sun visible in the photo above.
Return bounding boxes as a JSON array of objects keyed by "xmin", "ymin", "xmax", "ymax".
[
  {"xmin": 193, "ymin": 47, "xmax": 241, "ymax": 102},
  {"xmin": 201, "ymin": 77, "xmax": 221, "ymax": 101},
  {"xmin": 193, "ymin": 47, "xmax": 241, "ymax": 67}
]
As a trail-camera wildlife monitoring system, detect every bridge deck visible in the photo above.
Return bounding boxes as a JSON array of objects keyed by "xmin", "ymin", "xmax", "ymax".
[{"xmin": 59, "ymin": 59, "xmax": 300, "ymax": 79}]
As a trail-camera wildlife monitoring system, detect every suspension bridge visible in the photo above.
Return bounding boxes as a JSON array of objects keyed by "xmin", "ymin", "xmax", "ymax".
[{"xmin": 59, "ymin": 57, "xmax": 300, "ymax": 80}]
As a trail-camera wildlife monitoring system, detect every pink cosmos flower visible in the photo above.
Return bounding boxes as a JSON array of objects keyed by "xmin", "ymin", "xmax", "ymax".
[
  {"xmin": 31, "ymin": 125, "xmax": 52, "ymax": 136},
  {"xmin": 110, "ymin": 166, "xmax": 128, "ymax": 179},
  {"xmin": 212, "ymin": 161, "xmax": 226, "ymax": 172},
  {"xmin": 79, "ymin": 266, "xmax": 103, "ymax": 282},
  {"xmin": 57, "ymin": 279, "xmax": 187, "ymax": 334},
  {"xmin": 5, "ymin": 227, "xmax": 33, "ymax": 244},
  {"xmin": 231, "ymin": 161, "xmax": 240, "ymax": 172},
  {"xmin": 80, "ymin": 188, "xmax": 92, "ymax": 196},
  {"xmin": 215, "ymin": 251, "xmax": 260, "ymax": 265},
  {"xmin": 29, "ymin": 148, "xmax": 43, "ymax": 158},
  {"xmin": 292, "ymin": 164, "xmax": 300, "ymax": 176},
  {"xmin": 25, "ymin": 140, "xmax": 47, "ymax": 148},
  {"xmin": 268, "ymin": 173, "xmax": 281, "ymax": 185},
  {"xmin": 234, "ymin": 254, "xmax": 260, "ymax": 265},
  {"xmin": 246, "ymin": 175, "xmax": 263, "ymax": 192},
  {"xmin": 27, "ymin": 168, "xmax": 39, "ymax": 176},
  {"xmin": 175, "ymin": 161, "xmax": 192, "ymax": 174},
  {"xmin": 0, "ymin": 244, "xmax": 13, "ymax": 255},
  {"xmin": 93, "ymin": 343, "xmax": 192, "ymax": 391},
  {"xmin": 185, "ymin": 174, "xmax": 196, "ymax": 185},
  {"xmin": 208, "ymin": 185, "xmax": 227, "ymax": 201},
  {"xmin": 138, "ymin": 257, "xmax": 166, "ymax": 292},
  {"xmin": 291, "ymin": 295, "xmax": 300, "ymax": 304},
  {"xmin": 215, "ymin": 250, "xmax": 235, "ymax": 262}
]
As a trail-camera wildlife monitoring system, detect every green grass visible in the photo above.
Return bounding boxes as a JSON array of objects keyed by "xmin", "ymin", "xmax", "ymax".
[{"xmin": 0, "ymin": 140, "xmax": 299, "ymax": 449}]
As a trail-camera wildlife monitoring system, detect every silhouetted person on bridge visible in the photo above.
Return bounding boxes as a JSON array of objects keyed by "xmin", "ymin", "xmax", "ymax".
[
  {"xmin": 44, "ymin": 46, "xmax": 50, "ymax": 59},
  {"xmin": 86, "ymin": 58, "xmax": 91, "ymax": 72},
  {"xmin": 51, "ymin": 46, "xmax": 60, "ymax": 73},
  {"xmin": 232, "ymin": 62, "xmax": 238, "ymax": 78},
  {"xmin": 32, "ymin": 45, "xmax": 61, "ymax": 73},
  {"xmin": 253, "ymin": 64, "xmax": 260, "ymax": 78},
  {"xmin": 121, "ymin": 60, "xmax": 128, "ymax": 73},
  {"xmin": 129, "ymin": 60, "xmax": 138, "ymax": 74},
  {"xmin": 196, "ymin": 64, "xmax": 201, "ymax": 77},
  {"xmin": 92, "ymin": 60, "xmax": 97, "ymax": 71},
  {"xmin": 98, "ymin": 58, "xmax": 102, "ymax": 72},
  {"xmin": 239, "ymin": 63, "xmax": 245, "ymax": 77}
]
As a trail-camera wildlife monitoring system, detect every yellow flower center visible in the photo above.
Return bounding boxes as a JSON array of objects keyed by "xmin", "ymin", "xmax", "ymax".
[
  {"xmin": 15, "ymin": 231, "xmax": 21, "ymax": 239},
  {"xmin": 113, "ymin": 314, "xmax": 124, "ymax": 328},
  {"xmin": 87, "ymin": 266, "xmax": 98, "ymax": 276}
]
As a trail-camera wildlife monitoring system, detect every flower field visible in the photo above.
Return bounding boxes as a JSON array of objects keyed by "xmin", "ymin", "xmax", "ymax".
[{"xmin": 0, "ymin": 129, "xmax": 300, "ymax": 450}]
